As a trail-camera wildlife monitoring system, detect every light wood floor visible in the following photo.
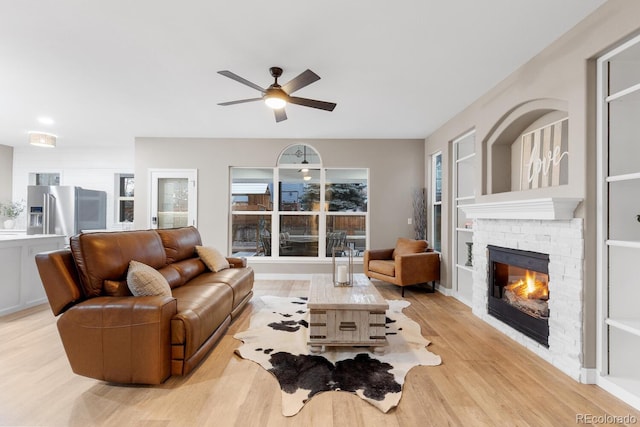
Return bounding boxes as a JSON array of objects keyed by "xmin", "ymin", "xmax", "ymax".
[{"xmin": 1, "ymin": 280, "xmax": 638, "ymax": 427}]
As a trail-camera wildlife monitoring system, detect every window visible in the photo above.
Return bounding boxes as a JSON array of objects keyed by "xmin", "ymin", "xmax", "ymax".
[
  {"xmin": 229, "ymin": 144, "xmax": 369, "ymax": 258},
  {"xmin": 278, "ymin": 168, "xmax": 320, "ymax": 257},
  {"xmin": 231, "ymin": 168, "xmax": 273, "ymax": 256},
  {"xmin": 325, "ymin": 168, "xmax": 368, "ymax": 256},
  {"xmin": 431, "ymin": 152, "xmax": 442, "ymax": 252},
  {"xmin": 116, "ymin": 174, "xmax": 134, "ymax": 223},
  {"xmin": 29, "ymin": 172, "xmax": 60, "ymax": 185}
]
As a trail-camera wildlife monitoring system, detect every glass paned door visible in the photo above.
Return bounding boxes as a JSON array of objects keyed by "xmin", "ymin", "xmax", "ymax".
[{"xmin": 150, "ymin": 169, "xmax": 197, "ymax": 229}]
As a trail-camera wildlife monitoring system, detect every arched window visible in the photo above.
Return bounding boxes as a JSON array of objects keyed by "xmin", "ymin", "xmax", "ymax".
[
  {"xmin": 230, "ymin": 144, "xmax": 368, "ymax": 260},
  {"xmin": 277, "ymin": 144, "xmax": 322, "ymax": 167}
]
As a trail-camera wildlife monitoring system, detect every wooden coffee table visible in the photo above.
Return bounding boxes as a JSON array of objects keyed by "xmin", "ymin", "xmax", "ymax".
[{"xmin": 307, "ymin": 273, "xmax": 389, "ymax": 353}]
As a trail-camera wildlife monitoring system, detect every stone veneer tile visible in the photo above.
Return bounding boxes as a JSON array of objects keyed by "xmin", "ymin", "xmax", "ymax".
[{"xmin": 471, "ymin": 218, "xmax": 584, "ymax": 381}]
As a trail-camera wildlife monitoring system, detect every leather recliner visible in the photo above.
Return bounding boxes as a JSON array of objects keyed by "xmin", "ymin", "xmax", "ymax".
[{"xmin": 35, "ymin": 226, "xmax": 253, "ymax": 384}]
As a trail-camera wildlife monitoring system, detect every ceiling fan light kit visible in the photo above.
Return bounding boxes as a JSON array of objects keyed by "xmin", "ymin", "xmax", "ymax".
[
  {"xmin": 264, "ymin": 90, "xmax": 287, "ymax": 109},
  {"xmin": 218, "ymin": 66, "xmax": 336, "ymax": 122}
]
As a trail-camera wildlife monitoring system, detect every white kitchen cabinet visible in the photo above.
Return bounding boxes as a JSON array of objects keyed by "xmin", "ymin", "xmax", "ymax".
[{"xmin": 0, "ymin": 233, "xmax": 66, "ymax": 316}]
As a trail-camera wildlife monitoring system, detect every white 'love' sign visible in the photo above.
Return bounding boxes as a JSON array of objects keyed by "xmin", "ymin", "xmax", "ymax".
[{"xmin": 521, "ymin": 118, "xmax": 569, "ymax": 189}]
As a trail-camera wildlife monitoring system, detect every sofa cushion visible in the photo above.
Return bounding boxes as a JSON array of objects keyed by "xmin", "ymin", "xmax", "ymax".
[
  {"xmin": 392, "ymin": 238, "xmax": 428, "ymax": 259},
  {"xmin": 157, "ymin": 227, "xmax": 202, "ymax": 264},
  {"xmin": 157, "ymin": 265, "xmax": 184, "ymax": 289},
  {"xmin": 70, "ymin": 230, "xmax": 166, "ymax": 298},
  {"xmin": 196, "ymin": 246, "xmax": 230, "ymax": 272},
  {"xmin": 170, "ymin": 283, "xmax": 233, "ymax": 359},
  {"xmin": 188, "ymin": 268, "xmax": 254, "ymax": 309},
  {"xmin": 161, "ymin": 258, "xmax": 207, "ymax": 289},
  {"xmin": 127, "ymin": 261, "xmax": 172, "ymax": 297},
  {"xmin": 368, "ymin": 260, "xmax": 396, "ymax": 277}
]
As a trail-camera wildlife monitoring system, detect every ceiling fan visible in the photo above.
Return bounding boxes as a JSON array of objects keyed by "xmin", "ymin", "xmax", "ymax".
[{"xmin": 217, "ymin": 67, "xmax": 337, "ymax": 122}]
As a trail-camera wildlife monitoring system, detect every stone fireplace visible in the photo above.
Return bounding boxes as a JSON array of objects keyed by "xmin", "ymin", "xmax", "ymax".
[{"xmin": 461, "ymin": 198, "xmax": 584, "ymax": 380}]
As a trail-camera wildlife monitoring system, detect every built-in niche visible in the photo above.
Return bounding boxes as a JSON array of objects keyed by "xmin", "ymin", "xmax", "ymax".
[{"xmin": 484, "ymin": 99, "xmax": 569, "ymax": 195}]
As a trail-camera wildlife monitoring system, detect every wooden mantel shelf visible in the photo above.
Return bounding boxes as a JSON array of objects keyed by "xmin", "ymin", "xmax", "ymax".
[{"xmin": 459, "ymin": 198, "xmax": 583, "ymax": 220}]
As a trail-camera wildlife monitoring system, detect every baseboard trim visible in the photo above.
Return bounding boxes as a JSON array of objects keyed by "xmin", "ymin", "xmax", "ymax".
[
  {"xmin": 596, "ymin": 376, "xmax": 640, "ymax": 411},
  {"xmin": 580, "ymin": 368, "xmax": 597, "ymax": 384},
  {"xmin": 436, "ymin": 285, "xmax": 452, "ymax": 297}
]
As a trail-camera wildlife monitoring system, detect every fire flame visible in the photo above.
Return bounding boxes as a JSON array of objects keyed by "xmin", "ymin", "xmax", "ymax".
[
  {"xmin": 525, "ymin": 270, "xmax": 537, "ymax": 294},
  {"xmin": 505, "ymin": 270, "xmax": 549, "ymax": 300}
]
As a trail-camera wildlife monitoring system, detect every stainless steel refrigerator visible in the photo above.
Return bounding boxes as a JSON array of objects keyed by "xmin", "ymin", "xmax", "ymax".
[{"xmin": 26, "ymin": 186, "xmax": 107, "ymax": 238}]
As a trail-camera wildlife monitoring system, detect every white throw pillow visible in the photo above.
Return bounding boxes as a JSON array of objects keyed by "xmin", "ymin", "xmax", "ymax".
[
  {"xmin": 196, "ymin": 245, "xmax": 230, "ymax": 272},
  {"xmin": 126, "ymin": 260, "xmax": 172, "ymax": 297}
]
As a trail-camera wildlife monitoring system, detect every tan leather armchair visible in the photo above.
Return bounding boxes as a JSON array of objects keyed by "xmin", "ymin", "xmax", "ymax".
[{"xmin": 364, "ymin": 238, "xmax": 440, "ymax": 297}]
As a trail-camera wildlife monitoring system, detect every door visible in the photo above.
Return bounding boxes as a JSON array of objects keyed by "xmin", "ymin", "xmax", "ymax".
[{"xmin": 150, "ymin": 169, "xmax": 198, "ymax": 229}]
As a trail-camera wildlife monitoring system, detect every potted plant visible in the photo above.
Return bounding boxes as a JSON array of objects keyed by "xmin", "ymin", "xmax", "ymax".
[{"xmin": 1, "ymin": 200, "xmax": 25, "ymax": 229}]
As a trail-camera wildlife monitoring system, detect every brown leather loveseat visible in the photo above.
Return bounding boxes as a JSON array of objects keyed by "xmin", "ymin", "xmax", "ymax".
[{"xmin": 35, "ymin": 226, "xmax": 253, "ymax": 385}]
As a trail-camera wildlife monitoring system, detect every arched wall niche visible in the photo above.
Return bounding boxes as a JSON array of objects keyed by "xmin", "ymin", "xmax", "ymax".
[{"xmin": 483, "ymin": 98, "xmax": 568, "ymax": 195}]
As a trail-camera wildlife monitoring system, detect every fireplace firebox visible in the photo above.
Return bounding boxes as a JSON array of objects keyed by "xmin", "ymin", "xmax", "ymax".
[{"xmin": 487, "ymin": 245, "xmax": 550, "ymax": 347}]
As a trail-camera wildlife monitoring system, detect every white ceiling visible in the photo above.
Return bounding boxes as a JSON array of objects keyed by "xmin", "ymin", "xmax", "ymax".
[{"xmin": 0, "ymin": 0, "xmax": 606, "ymax": 149}]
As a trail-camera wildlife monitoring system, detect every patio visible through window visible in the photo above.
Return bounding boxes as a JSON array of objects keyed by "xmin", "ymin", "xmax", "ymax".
[{"xmin": 229, "ymin": 144, "xmax": 368, "ymax": 259}]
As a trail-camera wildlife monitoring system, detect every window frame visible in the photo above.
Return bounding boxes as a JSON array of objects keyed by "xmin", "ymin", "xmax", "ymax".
[
  {"xmin": 28, "ymin": 172, "xmax": 61, "ymax": 186},
  {"xmin": 431, "ymin": 151, "xmax": 442, "ymax": 252},
  {"xmin": 229, "ymin": 161, "xmax": 369, "ymax": 260},
  {"xmin": 115, "ymin": 173, "xmax": 134, "ymax": 224}
]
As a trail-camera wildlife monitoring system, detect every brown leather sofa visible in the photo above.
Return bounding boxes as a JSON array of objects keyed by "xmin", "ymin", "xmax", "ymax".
[
  {"xmin": 35, "ymin": 226, "xmax": 253, "ymax": 385},
  {"xmin": 364, "ymin": 237, "xmax": 440, "ymax": 297}
]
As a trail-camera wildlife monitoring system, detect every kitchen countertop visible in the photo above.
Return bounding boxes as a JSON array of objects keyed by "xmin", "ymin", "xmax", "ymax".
[{"xmin": 0, "ymin": 231, "xmax": 66, "ymax": 242}]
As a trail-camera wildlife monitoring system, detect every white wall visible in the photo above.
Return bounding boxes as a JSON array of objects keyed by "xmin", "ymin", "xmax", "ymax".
[{"xmin": 12, "ymin": 145, "xmax": 134, "ymax": 229}]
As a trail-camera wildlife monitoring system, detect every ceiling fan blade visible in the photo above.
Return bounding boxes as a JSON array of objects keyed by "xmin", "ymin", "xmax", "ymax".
[
  {"xmin": 281, "ymin": 69, "xmax": 320, "ymax": 95},
  {"xmin": 274, "ymin": 108, "xmax": 287, "ymax": 122},
  {"xmin": 218, "ymin": 98, "xmax": 263, "ymax": 106},
  {"xmin": 288, "ymin": 96, "xmax": 337, "ymax": 112},
  {"xmin": 218, "ymin": 70, "xmax": 265, "ymax": 92}
]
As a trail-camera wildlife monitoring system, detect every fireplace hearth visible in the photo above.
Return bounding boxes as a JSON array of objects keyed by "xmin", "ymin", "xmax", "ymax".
[{"xmin": 487, "ymin": 245, "xmax": 550, "ymax": 347}]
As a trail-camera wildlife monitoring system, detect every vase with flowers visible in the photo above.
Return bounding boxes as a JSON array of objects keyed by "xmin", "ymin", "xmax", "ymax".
[{"xmin": 1, "ymin": 200, "xmax": 25, "ymax": 229}]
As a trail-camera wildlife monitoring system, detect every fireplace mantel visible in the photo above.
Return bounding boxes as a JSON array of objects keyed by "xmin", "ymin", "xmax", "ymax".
[{"xmin": 460, "ymin": 198, "xmax": 582, "ymax": 220}]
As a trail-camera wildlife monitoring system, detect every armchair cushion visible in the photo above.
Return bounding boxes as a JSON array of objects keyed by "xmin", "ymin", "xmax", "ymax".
[
  {"xmin": 368, "ymin": 260, "xmax": 395, "ymax": 277},
  {"xmin": 392, "ymin": 238, "xmax": 428, "ymax": 259}
]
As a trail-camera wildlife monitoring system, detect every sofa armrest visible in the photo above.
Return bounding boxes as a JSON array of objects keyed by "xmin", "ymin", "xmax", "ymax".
[
  {"xmin": 395, "ymin": 252, "xmax": 441, "ymax": 285},
  {"xmin": 226, "ymin": 257, "xmax": 247, "ymax": 268},
  {"xmin": 363, "ymin": 249, "xmax": 394, "ymax": 277},
  {"xmin": 57, "ymin": 296, "xmax": 177, "ymax": 384},
  {"xmin": 36, "ymin": 249, "xmax": 83, "ymax": 316},
  {"xmin": 364, "ymin": 248, "xmax": 394, "ymax": 261}
]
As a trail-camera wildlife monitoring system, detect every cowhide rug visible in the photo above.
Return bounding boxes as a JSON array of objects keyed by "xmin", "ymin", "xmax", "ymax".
[{"xmin": 234, "ymin": 296, "xmax": 441, "ymax": 416}]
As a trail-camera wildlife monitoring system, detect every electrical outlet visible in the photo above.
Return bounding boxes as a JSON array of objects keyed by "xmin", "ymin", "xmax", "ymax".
[{"xmin": 408, "ymin": 218, "xmax": 412, "ymax": 225}]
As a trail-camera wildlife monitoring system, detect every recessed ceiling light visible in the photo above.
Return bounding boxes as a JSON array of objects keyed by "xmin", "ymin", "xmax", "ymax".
[{"xmin": 37, "ymin": 117, "xmax": 54, "ymax": 125}]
